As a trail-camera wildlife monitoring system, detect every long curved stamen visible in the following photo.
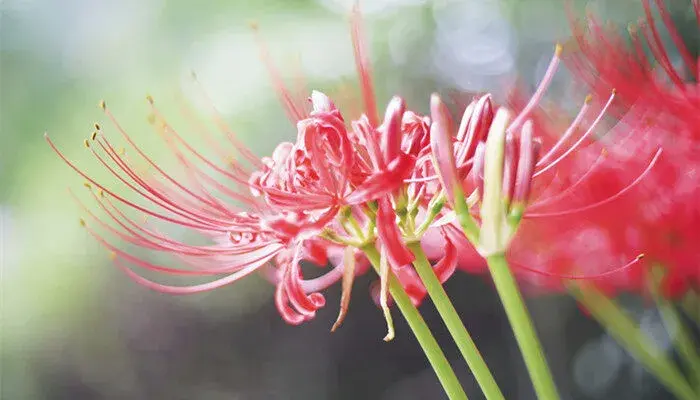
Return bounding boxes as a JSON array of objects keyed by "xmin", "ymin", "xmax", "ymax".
[
  {"xmin": 96, "ymin": 133, "xmax": 229, "ymax": 218},
  {"xmin": 250, "ymin": 25, "xmax": 307, "ymax": 123},
  {"xmin": 628, "ymin": 23, "xmax": 654, "ymax": 74},
  {"xmin": 150, "ymin": 118, "xmax": 259, "ymax": 213},
  {"xmin": 174, "ymin": 93, "xmax": 248, "ymax": 170},
  {"xmin": 148, "ymin": 99, "xmax": 260, "ymax": 193},
  {"xmin": 510, "ymin": 254, "xmax": 645, "ymax": 280},
  {"xmin": 86, "ymin": 222, "xmax": 280, "ymax": 276},
  {"xmin": 534, "ymin": 90, "xmax": 616, "ymax": 178},
  {"xmin": 350, "ymin": 3, "xmax": 379, "ymax": 127},
  {"xmin": 537, "ymin": 95, "xmax": 592, "ymax": 167},
  {"xmin": 638, "ymin": 4, "xmax": 686, "ymax": 89},
  {"xmin": 509, "ymin": 44, "xmax": 562, "ymax": 132},
  {"xmin": 101, "ymin": 104, "xmax": 246, "ymax": 214},
  {"xmin": 529, "ymin": 150, "xmax": 606, "ymax": 210},
  {"xmin": 652, "ymin": 0, "xmax": 697, "ymax": 77},
  {"xmin": 75, "ymin": 189, "xmax": 221, "ymax": 255},
  {"xmin": 46, "ymin": 134, "xmax": 228, "ymax": 231},
  {"xmin": 526, "ymin": 148, "xmax": 662, "ymax": 218},
  {"xmin": 91, "ymin": 138, "xmax": 235, "ymax": 226},
  {"xmin": 116, "ymin": 253, "xmax": 275, "ymax": 295},
  {"xmin": 188, "ymin": 74, "xmax": 264, "ymax": 168},
  {"xmin": 77, "ymin": 190, "xmax": 268, "ymax": 257}
]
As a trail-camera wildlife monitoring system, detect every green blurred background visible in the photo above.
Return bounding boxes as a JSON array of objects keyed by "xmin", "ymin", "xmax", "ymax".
[{"xmin": 1, "ymin": 0, "xmax": 693, "ymax": 398}]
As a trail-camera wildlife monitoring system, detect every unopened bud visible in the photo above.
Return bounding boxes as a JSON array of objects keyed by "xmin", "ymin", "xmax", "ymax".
[{"xmin": 479, "ymin": 108, "xmax": 513, "ymax": 256}]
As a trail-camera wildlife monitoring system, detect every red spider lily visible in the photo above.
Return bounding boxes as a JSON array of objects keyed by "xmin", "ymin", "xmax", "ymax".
[
  {"xmin": 45, "ymin": 7, "xmax": 463, "ymax": 330},
  {"xmin": 428, "ymin": 46, "xmax": 666, "ymax": 290},
  {"xmin": 562, "ymin": 0, "xmax": 700, "ymax": 296}
]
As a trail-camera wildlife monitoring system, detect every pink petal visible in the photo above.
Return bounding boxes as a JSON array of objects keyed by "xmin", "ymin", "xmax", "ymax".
[
  {"xmin": 345, "ymin": 153, "xmax": 415, "ymax": 205},
  {"xmin": 429, "ymin": 94, "xmax": 460, "ymax": 205},
  {"xmin": 376, "ymin": 197, "xmax": 415, "ymax": 268}
]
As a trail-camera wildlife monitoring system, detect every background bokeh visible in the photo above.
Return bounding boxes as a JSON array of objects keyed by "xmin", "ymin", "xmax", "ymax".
[{"xmin": 1, "ymin": 0, "xmax": 693, "ymax": 398}]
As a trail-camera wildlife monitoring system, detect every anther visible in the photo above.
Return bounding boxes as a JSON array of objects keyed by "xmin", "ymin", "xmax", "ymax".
[
  {"xmin": 99, "ymin": 100, "xmax": 106, "ymax": 110},
  {"xmin": 94, "ymin": 123, "xmax": 101, "ymax": 131},
  {"xmin": 91, "ymin": 131, "xmax": 98, "ymax": 141},
  {"xmin": 83, "ymin": 139, "xmax": 90, "ymax": 148},
  {"xmin": 146, "ymin": 95, "xmax": 154, "ymax": 105},
  {"xmin": 83, "ymin": 182, "xmax": 92, "ymax": 189},
  {"xmin": 79, "ymin": 218, "xmax": 86, "ymax": 227},
  {"xmin": 584, "ymin": 94, "xmax": 593, "ymax": 104}
]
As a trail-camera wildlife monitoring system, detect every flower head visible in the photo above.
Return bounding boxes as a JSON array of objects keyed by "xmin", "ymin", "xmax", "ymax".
[
  {"xmin": 427, "ymin": 45, "xmax": 667, "ymax": 292},
  {"xmin": 46, "ymin": 9, "xmax": 466, "ymax": 332},
  {"xmin": 562, "ymin": 0, "xmax": 700, "ymax": 295}
]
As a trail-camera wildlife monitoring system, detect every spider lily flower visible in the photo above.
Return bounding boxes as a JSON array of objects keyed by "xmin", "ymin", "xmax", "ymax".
[
  {"xmin": 45, "ymin": 8, "xmax": 465, "ymax": 332},
  {"xmin": 563, "ymin": 0, "xmax": 700, "ymax": 295},
  {"xmin": 429, "ymin": 45, "xmax": 663, "ymax": 280},
  {"xmin": 567, "ymin": 0, "xmax": 700, "ymax": 141}
]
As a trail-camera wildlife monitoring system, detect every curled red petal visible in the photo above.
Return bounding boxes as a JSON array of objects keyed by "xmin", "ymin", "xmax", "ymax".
[
  {"xmin": 344, "ymin": 153, "xmax": 415, "ymax": 205},
  {"xmin": 380, "ymin": 96, "xmax": 406, "ymax": 165},
  {"xmin": 433, "ymin": 230, "xmax": 458, "ymax": 283},
  {"xmin": 376, "ymin": 197, "xmax": 415, "ymax": 268}
]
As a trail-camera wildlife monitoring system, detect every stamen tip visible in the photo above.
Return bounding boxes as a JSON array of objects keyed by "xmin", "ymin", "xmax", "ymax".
[
  {"xmin": 584, "ymin": 94, "xmax": 593, "ymax": 104},
  {"xmin": 79, "ymin": 218, "xmax": 86, "ymax": 227},
  {"xmin": 330, "ymin": 322, "xmax": 340, "ymax": 333},
  {"xmin": 637, "ymin": 253, "xmax": 645, "ymax": 260},
  {"xmin": 91, "ymin": 131, "xmax": 98, "ymax": 141},
  {"xmin": 83, "ymin": 182, "xmax": 92, "ymax": 189},
  {"xmin": 146, "ymin": 94, "xmax": 154, "ymax": 105},
  {"xmin": 248, "ymin": 20, "xmax": 259, "ymax": 31},
  {"xmin": 108, "ymin": 251, "xmax": 117, "ymax": 261},
  {"xmin": 99, "ymin": 100, "xmax": 106, "ymax": 110},
  {"xmin": 83, "ymin": 139, "xmax": 90, "ymax": 148},
  {"xmin": 554, "ymin": 43, "xmax": 563, "ymax": 57}
]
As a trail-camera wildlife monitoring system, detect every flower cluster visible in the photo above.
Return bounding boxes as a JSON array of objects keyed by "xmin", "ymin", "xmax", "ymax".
[
  {"xmin": 564, "ymin": 0, "xmax": 700, "ymax": 296},
  {"xmin": 47, "ymin": 3, "xmax": 692, "ymax": 335},
  {"xmin": 47, "ymin": 12, "xmax": 465, "ymax": 330}
]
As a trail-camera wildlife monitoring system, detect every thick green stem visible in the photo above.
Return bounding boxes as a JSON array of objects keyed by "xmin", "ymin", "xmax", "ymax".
[
  {"xmin": 361, "ymin": 244, "xmax": 468, "ymax": 400},
  {"xmin": 568, "ymin": 283, "xmax": 696, "ymax": 400},
  {"xmin": 648, "ymin": 270, "xmax": 700, "ymax": 393},
  {"xmin": 409, "ymin": 243, "xmax": 505, "ymax": 400},
  {"xmin": 486, "ymin": 254, "xmax": 559, "ymax": 399}
]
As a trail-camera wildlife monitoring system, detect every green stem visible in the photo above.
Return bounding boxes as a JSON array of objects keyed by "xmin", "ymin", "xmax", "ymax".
[
  {"xmin": 361, "ymin": 244, "xmax": 468, "ymax": 400},
  {"xmin": 648, "ymin": 271, "xmax": 700, "ymax": 393},
  {"xmin": 568, "ymin": 283, "xmax": 696, "ymax": 400},
  {"xmin": 486, "ymin": 254, "xmax": 559, "ymax": 399},
  {"xmin": 409, "ymin": 243, "xmax": 505, "ymax": 400},
  {"xmin": 680, "ymin": 291, "xmax": 700, "ymax": 326}
]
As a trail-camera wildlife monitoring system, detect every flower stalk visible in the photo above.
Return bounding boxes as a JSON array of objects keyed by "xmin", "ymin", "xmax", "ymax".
[
  {"xmin": 648, "ymin": 267, "xmax": 700, "ymax": 393},
  {"xmin": 568, "ymin": 282, "xmax": 697, "ymax": 400},
  {"xmin": 408, "ymin": 242, "xmax": 505, "ymax": 400},
  {"xmin": 361, "ymin": 244, "xmax": 468, "ymax": 400},
  {"xmin": 486, "ymin": 253, "xmax": 559, "ymax": 399}
]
